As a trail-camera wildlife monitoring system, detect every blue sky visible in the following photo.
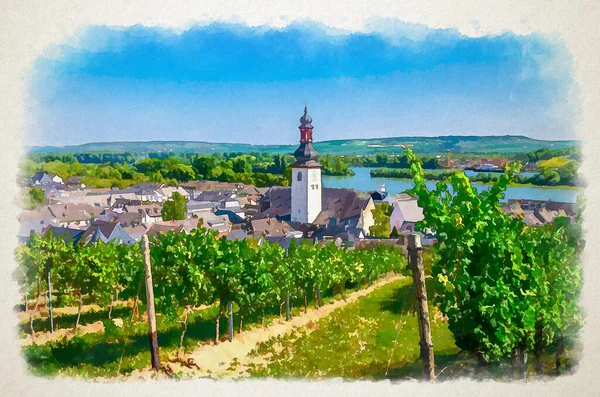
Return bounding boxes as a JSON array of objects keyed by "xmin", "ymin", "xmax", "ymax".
[{"xmin": 29, "ymin": 21, "xmax": 577, "ymax": 146}]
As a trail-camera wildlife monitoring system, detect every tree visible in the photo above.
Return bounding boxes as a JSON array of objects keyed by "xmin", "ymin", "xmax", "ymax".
[
  {"xmin": 27, "ymin": 188, "xmax": 45, "ymax": 209},
  {"xmin": 369, "ymin": 203, "xmax": 391, "ymax": 237},
  {"xmin": 161, "ymin": 192, "xmax": 188, "ymax": 221}
]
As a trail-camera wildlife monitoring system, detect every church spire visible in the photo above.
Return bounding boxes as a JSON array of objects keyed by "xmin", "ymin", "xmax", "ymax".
[{"xmin": 293, "ymin": 104, "xmax": 321, "ymax": 167}]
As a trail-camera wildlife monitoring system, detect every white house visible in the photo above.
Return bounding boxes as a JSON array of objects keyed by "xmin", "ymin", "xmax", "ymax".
[
  {"xmin": 31, "ymin": 172, "xmax": 63, "ymax": 186},
  {"xmin": 389, "ymin": 194, "xmax": 425, "ymax": 235}
]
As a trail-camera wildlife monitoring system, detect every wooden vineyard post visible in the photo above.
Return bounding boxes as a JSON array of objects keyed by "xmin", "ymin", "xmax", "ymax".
[
  {"xmin": 285, "ymin": 248, "xmax": 291, "ymax": 321},
  {"xmin": 46, "ymin": 261, "xmax": 54, "ymax": 333},
  {"xmin": 408, "ymin": 233, "xmax": 435, "ymax": 381},
  {"xmin": 142, "ymin": 235, "xmax": 160, "ymax": 371},
  {"xmin": 228, "ymin": 301, "xmax": 234, "ymax": 342}
]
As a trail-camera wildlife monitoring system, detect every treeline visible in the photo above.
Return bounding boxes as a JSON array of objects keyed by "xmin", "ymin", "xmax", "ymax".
[
  {"xmin": 370, "ymin": 168, "xmax": 456, "ymax": 181},
  {"xmin": 14, "ymin": 229, "xmax": 406, "ymax": 349},
  {"xmin": 405, "ymin": 148, "xmax": 583, "ymax": 375},
  {"xmin": 21, "ymin": 151, "xmax": 356, "ymax": 190},
  {"xmin": 514, "ymin": 146, "xmax": 582, "ymax": 163},
  {"xmin": 371, "ymin": 168, "xmax": 582, "ymax": 187},
  {"xmin": 344, "ymin": 153, "xmax": 441, "ymax": 169}
]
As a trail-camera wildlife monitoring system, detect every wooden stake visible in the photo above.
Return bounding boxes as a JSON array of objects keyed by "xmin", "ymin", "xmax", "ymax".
[
  {"xmin": 46, "ymin": 262, "xmax": 54, "ymax": 334},
  {"xmin": 142, "ymin": 235, "xmax": 160, "ymax": 371},
  {"xmin": 286, "ymin": 292, "xmax": 290, "ymax": 321},
  {"xmin": 408, "ymin": 233, "xmax": 435, "ymax": 381},
  {"xmin": 228, "ymin": 301, "xmax": 234, "ymax": 342}
]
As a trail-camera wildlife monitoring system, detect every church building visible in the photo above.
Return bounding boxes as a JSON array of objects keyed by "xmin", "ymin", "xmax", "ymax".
[
  {"xmin": 254, "ymin": 105, "xmax": 376, "ymax": 239},
  {"xmin": 291, "ymin": 105, "xmax": 322, "ymax": 224}
]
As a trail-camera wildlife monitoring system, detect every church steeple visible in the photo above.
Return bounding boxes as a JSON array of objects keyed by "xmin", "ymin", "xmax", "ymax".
[
  {"xmin": 291, "ymin": 104, "xmax": 322, "ymax": 224},
  {"xmin": 293, "ymin": 104, "xmax": 321, "ymax": 167}
]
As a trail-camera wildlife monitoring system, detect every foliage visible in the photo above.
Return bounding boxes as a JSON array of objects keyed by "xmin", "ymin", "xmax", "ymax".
[
  {"xmin": 26, "ymin": 188, "xmax": 45, "ymax": 209},
  {"xmin": 369, "ymin": 202, "xmax": 392, "ymax": 238},
  {"xmin": 404, "ymin": 147, "xmax": 582, "ymax": 364},
  {"xmin": 161, "ymin": 192, "xmax": 188, "ymax": 221}
]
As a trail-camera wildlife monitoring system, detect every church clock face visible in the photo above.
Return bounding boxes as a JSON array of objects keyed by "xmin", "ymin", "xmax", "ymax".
[{"xmin": 311, "ymin": 171, "xmax": 318, "ymax": 182}]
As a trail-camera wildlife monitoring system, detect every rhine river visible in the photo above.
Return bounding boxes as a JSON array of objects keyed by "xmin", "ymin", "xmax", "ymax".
[{"xmin": 322, "ymin": 167, "xmax": 585, "ymax": 203}]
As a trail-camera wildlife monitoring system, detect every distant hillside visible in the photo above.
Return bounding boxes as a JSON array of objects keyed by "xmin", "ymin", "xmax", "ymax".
[{"xmin": 27, "ymin": 136, "xmax": 579, "ymax": 157}]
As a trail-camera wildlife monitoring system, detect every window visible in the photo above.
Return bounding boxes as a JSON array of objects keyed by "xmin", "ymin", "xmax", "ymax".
[{"xmin": 297, "ymin": 171, "xmax": 302, "ymax": 181}]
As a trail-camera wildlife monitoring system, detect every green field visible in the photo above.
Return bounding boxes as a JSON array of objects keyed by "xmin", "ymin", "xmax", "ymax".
[{"xmin": 245, "ymin": 278, "xmax": 579, "ymax": 381}]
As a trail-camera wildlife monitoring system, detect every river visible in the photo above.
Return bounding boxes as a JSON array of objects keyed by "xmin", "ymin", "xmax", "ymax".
[{"xmin": 322, "ymin": 167, "xmax": 584, "ymax": 203}]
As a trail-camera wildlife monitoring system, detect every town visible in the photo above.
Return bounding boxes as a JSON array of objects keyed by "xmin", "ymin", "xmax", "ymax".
[{"xmin": 18, "ymin": 106, "xmax": 580, "ymax": 249}]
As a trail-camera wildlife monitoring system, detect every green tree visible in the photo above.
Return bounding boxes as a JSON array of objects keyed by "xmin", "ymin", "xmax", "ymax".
[
  {"xmin": 369, "ymin": 203, "xmax": 392, "ymax": 237},
  {"xmin": 27, "ymin": 188, "xmax": 45, "ymax": 209},
  {"xmin": 161, "ymin": 192, "xmax": 188, "ymax": 221}
]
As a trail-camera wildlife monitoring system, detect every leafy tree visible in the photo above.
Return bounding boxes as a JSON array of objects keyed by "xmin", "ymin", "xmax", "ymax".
[
  {"xmin": 161, "ymin": 192, "xmax": 188, "ymax": 221},
  {"xmin": 369, "ymin": 203, "xmax": 391, "ymax": 237},
  {"xmin": 27, "ymin": 188, "xmax": 45, "ymax": 209}
]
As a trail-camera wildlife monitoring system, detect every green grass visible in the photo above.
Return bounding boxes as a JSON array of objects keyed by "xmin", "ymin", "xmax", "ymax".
[
  {"xmin": 247, "ymin": 278, "xmax": 459, "ymax": 380},
  {"xmin": 246, "ymin": 278, "xmax": 580, "ymax": 381}
]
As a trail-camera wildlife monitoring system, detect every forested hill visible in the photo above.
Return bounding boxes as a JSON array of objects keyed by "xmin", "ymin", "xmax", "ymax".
[{"xmin": 28, "ymin": 135, "xmax": 579, "ymax": 156}]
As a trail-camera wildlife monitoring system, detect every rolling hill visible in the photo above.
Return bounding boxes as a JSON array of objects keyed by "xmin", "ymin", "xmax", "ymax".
[{"xmin": 27, "ymin": 135, "xmax": 579, "ymax": 157}]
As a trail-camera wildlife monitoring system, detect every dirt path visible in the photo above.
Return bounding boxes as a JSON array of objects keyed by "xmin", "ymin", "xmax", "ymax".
[
  {"xmin": 22, "ymin": 321, "xmax": 107, "ymax": 346},
  {"xmin": 124, "ymin": 274, "xmax": 406, "ymax": 380},
  {"xmin": 20, "ymin": 303, "xmax": 215, "ymax": 346},
  {"xmin": 16, "ymin": 300, "xmax": 130, "ymax": 323}
]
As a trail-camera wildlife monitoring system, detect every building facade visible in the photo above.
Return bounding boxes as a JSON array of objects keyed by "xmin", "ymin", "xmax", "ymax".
[{"xmin": 291, "ymin": 105, "xmax": 323, "ymax": 224}]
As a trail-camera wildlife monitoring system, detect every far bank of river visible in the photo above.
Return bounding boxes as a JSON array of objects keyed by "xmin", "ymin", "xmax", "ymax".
[{"xmin": 322, "ymin": 167, "xmax": 584, "ymax": 203}]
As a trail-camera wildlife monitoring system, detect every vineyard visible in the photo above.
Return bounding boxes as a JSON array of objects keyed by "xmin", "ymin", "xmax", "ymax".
[
  {"xmin": 15, "ymin": 226, "xmax": 407, "ymax": 377},
  {"xmin": 13, "ymin": 148, "xmax": 583, "ymax": 381}
]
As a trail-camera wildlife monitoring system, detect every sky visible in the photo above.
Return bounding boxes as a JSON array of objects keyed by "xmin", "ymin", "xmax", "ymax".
[{"xmin": 28, "ymin": 20, "xmax": 578, "ymax": 147}]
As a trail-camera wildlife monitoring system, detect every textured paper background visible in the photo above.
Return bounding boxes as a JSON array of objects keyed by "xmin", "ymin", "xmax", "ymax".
[{"xmin": 0, "ymin": 1, "xmax": 598, "ymax": 395}]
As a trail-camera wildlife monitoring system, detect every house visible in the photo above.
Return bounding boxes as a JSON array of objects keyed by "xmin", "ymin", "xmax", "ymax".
[
  {"xmin": 186, "ymin": 200, "xmax": 214, "ymax": 216},
  {"xmin": 123, "ymin": 224, "xmax": 150, "ymax": 242},
  {"xmin": 389, "ymin": 194, "xmax": 425, "ymax": 235},
  {"xmin": 113, "ymin": 211, "xmax": 145, "ymax": 227},
  {"xmin": 250, "ymin": 217, "xmax": 296, "ymax": 237},
  {"xmin": 507, "ymin": 199, "xmax": 578, "ymax": 218},
  {"xmin": 118, "ymin": 183, "xmax": 165, "ymax": 202},
  {"xmin": 46, "ymin": 204, "xmax": 99, "ymax": 228},
  {"xmin": 31, "ymin": 172, "xmax": 63, "ymax": 186},
  {"xmin": 157, "ymin": 186, "xmax": 191, "ymax": 201},
  {"xmin": 195, "ymin": 212, "xmax": 231, "ymax": 233},
  {"xmin": 368, "ymin": 184, "xmax": 388, "ymax": 203},
  {"xmin": 216, "ymin": 199, "xmax": 245, "ymax": 218},
  {"xmin": 214, "ymin": 209, "xmax": 246, "ymax": 226},
  {"xmin": 179, "ymin": 181, "xmax": 239, "ymax": 198},
  {"xmin": 41, "ymin": 225, "xmax": 86, "ymax": 244},
  {"xmin": 18, "ymin": 211, "xmax": 60, "ymax": 243},
  {"xmin": 65, "ymin": 176, "xmax": 87, "ymax": 189},
  {"xmin": 83, "ymin": 220, "xmax": 137, "ymax": 245},
  {"xmin": 51, "ymin": 191, "xmax": 112, "ymax": 209},
  {"xmin": 147, "ymin": 219, "xmax": 198, "ymax": 237},
  {"xmin": 194, "ymin": 190, "xmax": 233, "ymax": 203},
  {"xmin": 126, "ymin": 204, "xmax": 163, "ymax": 224},
  {"xmin": 504, "ymin": 199, "xmax": 578, "ymax": 225}
]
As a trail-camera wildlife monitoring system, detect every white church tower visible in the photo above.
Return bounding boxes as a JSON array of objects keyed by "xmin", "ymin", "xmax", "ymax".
[{"xmin": 291, "ymin": 105, "xmax": 322, "ymax": 224}]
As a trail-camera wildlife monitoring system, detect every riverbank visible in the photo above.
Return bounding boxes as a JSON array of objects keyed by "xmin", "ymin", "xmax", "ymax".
[
  {"xmin": 322, "ymin": 167, "xmax": 584, "ymax": 203},
  {"xmin": 368, "ymin": 167, "xmax": 583, "ymax": 189}
]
